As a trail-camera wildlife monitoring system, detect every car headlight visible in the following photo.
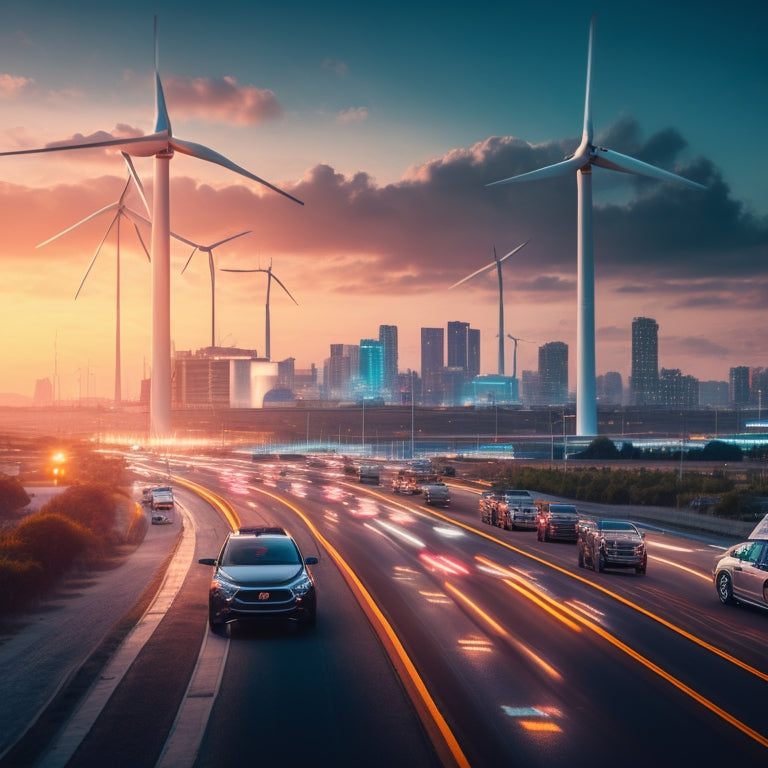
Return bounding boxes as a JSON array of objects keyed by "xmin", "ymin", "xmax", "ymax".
[
  {"xmin": 291, "ymin": 573, "xmax": 314, "ymax": 597},
  {"xmin": 211, "ymin": 574, "xmax": 239, "ymax": 602}
]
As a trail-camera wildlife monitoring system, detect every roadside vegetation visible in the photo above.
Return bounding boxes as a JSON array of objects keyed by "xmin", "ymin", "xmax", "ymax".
[
  {"xmin": 490, "ymin": 438, "xmax": 768, "ymax": 521},
  {"xmin": 0, "ymin": 448, "xmax": 147, "ymax": 615}
]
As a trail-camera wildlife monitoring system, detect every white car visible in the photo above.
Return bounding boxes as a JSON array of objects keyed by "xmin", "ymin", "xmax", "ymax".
[{"xmin": 713, "ymin": 539, "xmax": 768, "ymax": 612}]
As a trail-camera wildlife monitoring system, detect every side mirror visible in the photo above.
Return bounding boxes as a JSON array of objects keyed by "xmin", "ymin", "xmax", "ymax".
[
  {"xmin": 305, "ymin": 556, "xmax": 319, "ymax": 565},
  {"xmin": 198, "ymin": 557, "xmax": 217, "ymax": 566}
]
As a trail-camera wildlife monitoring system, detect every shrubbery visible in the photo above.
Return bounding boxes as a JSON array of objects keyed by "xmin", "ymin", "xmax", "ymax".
[
  {"xmin": 0, "ymin": 476, "xmax": 31, "ymax": 519},
  {"xmin": 0, "ymin": 481, "xmax": 135, "ymax": 615},
  {"xmin": 492, "ymin": 465, "xmax": 736, "ymax": 509}
]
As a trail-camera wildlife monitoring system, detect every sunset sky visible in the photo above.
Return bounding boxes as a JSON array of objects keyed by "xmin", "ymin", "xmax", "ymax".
[{"xmin": 0, "ymin": 0, "xmax": 766, "ymax": 402}]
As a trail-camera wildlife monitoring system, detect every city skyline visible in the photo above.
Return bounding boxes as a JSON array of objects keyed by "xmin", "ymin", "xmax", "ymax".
[{"xmin": 0, "ymin": 2, "xmax": 766, "ymax": 401}]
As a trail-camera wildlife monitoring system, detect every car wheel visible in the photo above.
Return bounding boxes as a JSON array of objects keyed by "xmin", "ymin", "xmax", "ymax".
[
  {"xmin": 578, "ymin": 547, "xmax": 584, "ymax": 568},
  {"xmin": 210, "ymin": 620, "xmax": 230, "ymax": 637},
  {"xmin": 716, "ymin": 571, "xmax": 735, "ymax": 605},
  {"xmin": 636, "ymin": 555, "xmax": 647, "ymax": 575},
  {"xmin": 537, "ymin": 527, "xmax": 543, "ymax": 542},
  {"xmin": 592, "ymin": 547, "xmax": 600, "ymax": 572}
]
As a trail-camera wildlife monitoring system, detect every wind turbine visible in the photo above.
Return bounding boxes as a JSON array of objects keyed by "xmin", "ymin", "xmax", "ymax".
[
  {"xmin": 506, "ymin": 334, "xmax": 535, "ymax": 380},
  {"xmin": 487, "ymin": 15, "xmax": 705, "ymax": 436},
  {"xmin": 221, "ymin": 259, "xmax": 298, "ymax": 360},
  {"xmin": 176, "ymin": 230, "xmax": 252, "ymax": 348},
  {"xmin": 0, "ymin": 16, "xmax": 303, "ymax": 438},
  {"xmin": 449, "ymin": 240, "xmax": 529, "ymax": 376},
  {"xmin": 36, "ymin": 153, "xmax": 152, "ymax": 405}
]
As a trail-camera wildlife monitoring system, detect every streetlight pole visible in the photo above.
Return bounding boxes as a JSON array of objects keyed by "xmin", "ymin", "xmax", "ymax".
[{"xmin": 410, "ymin": 370, "xmax": 415, "ymax": 458}]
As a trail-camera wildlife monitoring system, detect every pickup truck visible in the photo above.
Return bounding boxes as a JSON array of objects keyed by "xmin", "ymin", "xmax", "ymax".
[
  {"xmin": 423, "ymin": 482, "xmax": 450, "ymax": 507},
  {"xmin": 535, "ymin": 501, "xmax": 578, "ymax": 542}
]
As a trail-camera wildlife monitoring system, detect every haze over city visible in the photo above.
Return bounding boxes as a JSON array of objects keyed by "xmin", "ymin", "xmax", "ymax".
[{"xmin": 0, "ymin": 0, "xmax": 765, "ymax": 402}]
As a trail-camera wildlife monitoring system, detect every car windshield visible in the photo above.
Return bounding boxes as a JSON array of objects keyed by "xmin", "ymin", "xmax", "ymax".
[
  {"xmin": 222, "ymin": 537, "xmax": 301, "ymax": 566},
  {"xmin": 600, "ymin": 522, "xmax": 635, "ymax": 532}
]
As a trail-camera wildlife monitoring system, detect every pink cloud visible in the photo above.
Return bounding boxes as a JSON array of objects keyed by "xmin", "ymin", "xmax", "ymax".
[
  {"xmin": 336, "ymin": 107, "xmax": 369, "ymax": 123},
  {"xmin": 164, "ymin": 75, "xmax": 282, "ymax": 125},
  {"xmin": 0, "ymin": 74, "xmax": 34, "ymax": 98}
]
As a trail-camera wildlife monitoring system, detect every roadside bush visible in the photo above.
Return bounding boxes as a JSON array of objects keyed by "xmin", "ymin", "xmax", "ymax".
[
  {"xmin": 0, "ymin": 557, "xmax": 44, "ymax": 613},
  {"xmin": 40, "ymin": 483, "xmax": 116, "ymax": 539},
  {"xmin": 6, "ymin": 513, "xmax": 98, "ymax": 584},
  {"xmin": 0, "ymin": 476, "xmax": 31, "ymax": 519}
]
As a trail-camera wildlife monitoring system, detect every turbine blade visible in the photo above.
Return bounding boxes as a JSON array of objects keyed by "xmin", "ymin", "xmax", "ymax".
[
  {"xmin": 219, "ymin": 268, "xmax": 264, "ymax": 274},
  {"xmin": 130, "ymin": 219, "xmax": 151, "ymax": 261},
  {"xmin": 208, "ymin": 230, "xmax": 252, "ymax": 250},
  {"xmin": 592, "ymin": 147, "xmax": 706, "ymax": 189},
  {"xmin": 36, "ymin": 202, "xmax": 119, "ymax": 247},
  {"xmin": 154, "ymin": 16, "xmax": 172, "ymax": 135},
  {"xmin": 497, "ymin": 238, "xmax": 531, "ymax": 264},
  {"xmin": 0, "ymin": 131, "xmax": 170, "ymax": 159},
  {"xmin": 122, "ymin": 152, "xmax": 152, "ymax": 217},
  {"xmin": 169, "ymin": 136, "xmax": 304, "ymax": 206},
  {"xmin": 74, "ymin": 218, "xmax": 118, "ymax": 299},
  {"xmin": 449, "ymin": 259, "xmax": 498, "ymax": 289},
  {"xmin": 271, "ymin": 273, "xmax": 299, "ymax": 305},
  {"xmin": 582, "ymin": 14, "xmax": 596, "ymax": 147},
  {"xmin": 181, "ymin": 246, "xmax": 200, "ymax": 275},
  {"xmin": 486, "ymin": 155, "xmax": 585, "ymax": 187},
  {"xmin": 449, "ymin": 239, "xmax": 530, "ymax": 289}
]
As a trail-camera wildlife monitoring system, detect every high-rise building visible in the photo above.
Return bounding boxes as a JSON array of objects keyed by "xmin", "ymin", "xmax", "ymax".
[
  {"xmin": 468, "ymin": 327, "xmax": 481, "ymax": 377},
  {"xmin": 658, "ymin": 368, "xmax": 699, "ymax": 407},
  {"xmin": 421, "ymin": 327, "xmax": 444, "ymax": 405},
  {"xmin": 597, "ymin": 372, "xmax": 623, "ymax": 404},
  {"xmin": 729, "ymin": 366, "xmax": 750, "ymax": 406},
  {"xmin": 631, "ymin": 317, "xmax": 659, "ymax": 406},
  {"xmin": 538, "ymin": 342, "xmax": 569, "ymax": 405},
  {"xmin": 359, "ymin": 338, "xmax": 384, "ymax": 398},
  {"xmin": 326, "ymin": 343, "xmax": 359, "ymax": 399},
  {"xmin": 379, "ymin": 324, "xmax": 398, "ymax": 403},
  {"xmin": 447, "ymin": 321, "xmax": 469, "ymax": 369}
]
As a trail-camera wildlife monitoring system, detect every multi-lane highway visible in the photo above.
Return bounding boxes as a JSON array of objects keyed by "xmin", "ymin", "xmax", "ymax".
[{"xmin": 4, "ymin": 452, "xmax": 767, "ymax": 767}]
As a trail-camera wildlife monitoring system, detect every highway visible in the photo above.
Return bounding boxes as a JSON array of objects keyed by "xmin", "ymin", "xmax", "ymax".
[{"xmin": 3, "ymin": 452, "xmax": 767, "ymax": 767}]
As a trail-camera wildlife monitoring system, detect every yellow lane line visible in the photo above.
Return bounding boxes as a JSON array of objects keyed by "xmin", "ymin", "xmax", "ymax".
[{"xmin": 249, "ymin": 485, "xmax": 471, "ymax": 768}]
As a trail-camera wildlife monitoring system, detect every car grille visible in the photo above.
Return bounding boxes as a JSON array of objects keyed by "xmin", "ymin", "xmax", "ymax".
[
  {"xmin": 605, "ymin": 542, "xmax": 643, "ymax": 563},
  {"xmin": 236, "ymin": 588, "xmax": 294, "ymax": 605}
]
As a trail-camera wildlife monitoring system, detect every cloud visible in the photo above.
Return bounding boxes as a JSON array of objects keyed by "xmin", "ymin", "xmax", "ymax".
[
  {"xmin": 322, "ymin": 58, "xmax": 348, "ymax": 76},
  {"xmin": 0, "ymin": 74, "xmax": 34, "ymax": 98},
  {"xmin": 164, "ymin": 75, "xmax": 282, "ymax": 126},
  {"xmin": 336, "ymin": 107, "xmax": 369, "ymax": 123}
]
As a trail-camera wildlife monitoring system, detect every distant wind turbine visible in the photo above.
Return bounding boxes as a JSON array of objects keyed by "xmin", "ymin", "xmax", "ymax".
[
  {"xmin": 487, "ymin": 14, "xmax": 705, "ymax": 436},
  {"xmin": 506, "ymin": 334, "xmax": 535, "ymax": 380},
  {"xmin": 176, "ymin": 230, "xmax": 252, "ymax": 348},
  {"xmin": 449, "ymin": 240, "xmax": 529, "ymax": 376},
  {"xmin": 36, "ymin": 153, "xmax": 152, "ymax": 405},
  {"xmin": 0, "ymin": 16, "xmax": 303, "ymax": 438},
  {"xmin": 221, "ymin": 259, "xmax": 298, "ymax": 361}
]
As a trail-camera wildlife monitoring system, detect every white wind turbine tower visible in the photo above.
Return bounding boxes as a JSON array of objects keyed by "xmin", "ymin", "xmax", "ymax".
[
  {"xmin": 487, "ymin": 14, "xmax": 705, "ymax": 437},
  {"xmin": 449, "ymin": 240, "xmax": 529, "ymax": 375},
  {"xmin": 176, "ymin": 230, "xmax": 252, "ymax": 348},
  {"xmin": 36, "ymin": 153, "xmax": 152, "ymax": 405},
  {"xmin": 0, "ymin": 17, "xmax": 302, "ymax": 438},
  {"xmin": 506, "ymin": 334, "xmax": 535, "ymax": 380},
  {"xmin": 221, "ymin": 259, "xmax": 298, "ymax": 361}
]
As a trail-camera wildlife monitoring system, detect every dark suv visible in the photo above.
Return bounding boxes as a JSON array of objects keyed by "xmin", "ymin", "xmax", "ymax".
[
  {"xmin": 578, "ymin": 519, "xmax": 647, "ymax": 574},
  {"xmin": 199, "ymin": 527, "xmax": 318, "ymax": 633}
]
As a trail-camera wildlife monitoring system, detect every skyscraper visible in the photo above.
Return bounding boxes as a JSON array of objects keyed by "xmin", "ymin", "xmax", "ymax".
[
  {"xmin": 379, "ymin": 324, "xmax": 398, "ymax": 403},
  {"xmin": 631, "ymin": 317, "xmax": 659, "ymax": 406},
  {"xmin": 359, "ymin": 338, "xmax": 384, "ymax": 398},
  {"xmin": 538, "ymin": 341, "xmax": 569, "ymax": 405},
  {"xmin": 447, "ymin": 321, "xmax": 469, "ymax": 369},
  {"xmin": 421, "ymin": 327, "xmax": 444, "ymax": 405},
  {"xmin": 729, "ymin": 366, "xmax": 750, "ymax": 406},
  {"xmin": 467, "ymin": 327, "xmax": 481, "ymax": 377}
]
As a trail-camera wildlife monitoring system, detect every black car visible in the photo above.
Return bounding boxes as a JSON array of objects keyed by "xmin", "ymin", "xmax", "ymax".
[
  {"xmin": 199, "ymin": 526, "xmax": 318, "ymax": 633},
  {"xmin": 577, "ymin": 519, "xmax": 647, "ymax": 574}
]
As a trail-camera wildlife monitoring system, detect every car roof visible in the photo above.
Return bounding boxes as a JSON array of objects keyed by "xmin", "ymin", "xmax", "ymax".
[{"xmin": 235, "ymin": 526, "xmax": 287, "ymax": 536}]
